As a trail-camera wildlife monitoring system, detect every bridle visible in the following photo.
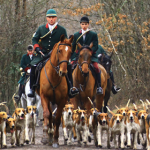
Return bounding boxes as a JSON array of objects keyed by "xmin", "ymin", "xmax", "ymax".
[
  {"xmin": 77, "ymin": 61, "xmax": 89, "ymax": 77},
  {"xmin": 50, "ymin": 43, "xmax": 71, "ymax": 74},
  {"xmin": 77, "ymin": 45, "xmax": 92, "ymax": 76}
]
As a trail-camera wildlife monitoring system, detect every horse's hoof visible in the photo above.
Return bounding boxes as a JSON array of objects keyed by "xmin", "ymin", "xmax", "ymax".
[
  {"xmin": 20, "ymin": 144, "xmax": 24, "ymax": 146},
  {"xmin": 88, "ymin": 136, "xmax": 91, "ymax": 142},
  {"xmin": 107, "ymin": 144, "xmax": 111, "ymax": 149},
  {"xmin": 25, "ymin": 140, "xmax": 29, "ymax": 144},
  {"xmin": 36, "ymin": 123, "xmax": 39, "ymax": 127},
  {"xmin": 52, "ymin": 143, "xmax": 59, "ymax": 148},
  {"xmin": 127, "ymin": 145, "xmax": 131, "ymax": 148},
  {"xmin": 95, "ymin": 141, "xmax": 98, "ymax": 147},
  {"xmin": 41, "ymin": 137, "xmax": 49, "ymax": 145},
  {"xmin": 98, "ymin": 145, "xmax": 102, "ymax": 148}
]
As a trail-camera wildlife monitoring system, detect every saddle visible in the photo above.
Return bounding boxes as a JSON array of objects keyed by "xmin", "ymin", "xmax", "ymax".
[{"xmin": 34, "ymin": 58, "xmax": 50, "ymax": 88}]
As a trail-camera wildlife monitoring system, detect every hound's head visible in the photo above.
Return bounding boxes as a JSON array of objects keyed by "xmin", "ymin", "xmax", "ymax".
[
  {"xmin": 127, "ymin": 110, "xmax": 137, "ymax": 123},
  {"xmin": 113, "ymin": 114, "xmax": 124, "ymax": 124},
  {"xmin": 90, "ymin": 108, "xmax": 99, "ymax": 116},
  {"xmin": 117, "ymin": 107, "xmax": 129, "ymax": 116},
  {"xmin": 97, "ymin": 113, "xmax": 109, "ymax": 126},
  {"xmin": 138, "ymin": 110, "xmax": 147, "ymax": 120},
  {"xmin": 64, "ymin": 104, "xmax": 74, "ymax": 117},
  {"xmin": 26, "ymin": 105, "xmax": 37, "ymax": 118},
  {"xmin": 6, "ymin": 118, "xmax": 16, "ymax": 133},
  {"xmin": 77, "ymin": 109, "xmax": 87, "ymax": 122},
  {"xmin": 0, "ymin": 111, "xmax": 7, "ymax": 121},
  {"xmin": 15, "ymin": 108, "xmax": 25, "ymax": 119}
]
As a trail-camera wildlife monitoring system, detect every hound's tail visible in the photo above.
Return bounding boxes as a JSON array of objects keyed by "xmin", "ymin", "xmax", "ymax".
[
  {"xmin": 12, "ymin": 94, "xmax": 18, "ymax": 109},
  {"xmin": 0, "ymin": 102, "xmax": 9, "ymax": 114}
]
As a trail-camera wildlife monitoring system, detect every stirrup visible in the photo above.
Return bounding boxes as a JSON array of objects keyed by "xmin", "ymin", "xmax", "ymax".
[
  {"xmin": 112, "ymin": 86, "xmax": 121, "ymax": 94},
  {"xmin": 97, "ymin": 87, "xmax": 103, "ymax": 95},
  {"xmin": 69, "ymin": 87, "xmax": 79, "ymax": 98}
]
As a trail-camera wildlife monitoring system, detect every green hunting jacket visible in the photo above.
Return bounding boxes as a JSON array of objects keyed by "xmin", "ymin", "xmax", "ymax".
[
  {"xmin": 97, "ymin": 45, "xmax": 107, "ymax": 56},
  {"xmin": 31, "ymin": 23, "xmax": 67, "ymax": 65},
  {"xmin": 71, "ymin": 30, "xmax": 98, "ymax": 63},
  {"xmin": 18, "ymin": 54, "xmax": 35, "ymax": 85}
]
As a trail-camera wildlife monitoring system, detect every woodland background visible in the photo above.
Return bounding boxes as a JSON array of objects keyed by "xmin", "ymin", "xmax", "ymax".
[{"xmin": 0, "ymin": 0, "xmax": 150, "ymax": 112}]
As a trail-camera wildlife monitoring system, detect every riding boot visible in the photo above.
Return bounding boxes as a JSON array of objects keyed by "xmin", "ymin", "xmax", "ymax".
[
  {"xmin": 96, "ymin": 71, "xmax": 103, "ymax": 95},
  {"xmin": 66, "ymin": 64, "xmax": 79, "ymax": 98},
  {"xmin": 110, "ymin": 71, "xmax": 121, "ymax": 94},
  {"xmin": 28, "ymin": 66, "xmax": 36, "ymax": 97}
]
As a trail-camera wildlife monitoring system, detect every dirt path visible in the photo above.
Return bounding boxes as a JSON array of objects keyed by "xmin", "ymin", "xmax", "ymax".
[{"xmin": 5, "ymin": 122, "xmax": 143, "ymax": 150}]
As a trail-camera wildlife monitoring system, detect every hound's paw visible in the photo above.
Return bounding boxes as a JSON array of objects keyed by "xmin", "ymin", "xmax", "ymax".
[{"xmin": 25, "ymin": 140, "xmax": 29, "ymax": 144}]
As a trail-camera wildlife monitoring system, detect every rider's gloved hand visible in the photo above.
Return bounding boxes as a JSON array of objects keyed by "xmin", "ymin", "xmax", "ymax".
[{"xmin": 35, "ymin": 47, "xmax": 41, "ymax": 54}]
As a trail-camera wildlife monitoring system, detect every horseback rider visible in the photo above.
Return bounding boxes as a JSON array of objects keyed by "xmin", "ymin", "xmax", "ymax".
[
  {"xmin": 71, "ymin": 16, "xmax": 103, "ymax": 94},
  {"xmin": 15, "ymin": 45, "xmax": 35, "ymax": 104},
  {"xmin": 27, "ymin": 9, "xmax": 79, "ymax": 98},
  {"xmin": 97, "ymin": 45, "xmax": 121, "ymax": 94}
]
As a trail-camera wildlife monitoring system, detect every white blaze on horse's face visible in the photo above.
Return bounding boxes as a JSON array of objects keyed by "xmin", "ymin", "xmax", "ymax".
[{"xmin": 65, "ymin": 46, "xmax": 68, "ymax": 52}]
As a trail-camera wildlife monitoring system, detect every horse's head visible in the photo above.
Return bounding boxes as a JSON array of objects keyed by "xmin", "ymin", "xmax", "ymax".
[
  {"xmin": 98, "ymin": 53, "xmax": 112, "ymax": 74},
  {"xmin": 77, "ymin": 43, "xmax": 93, "ymax": 77},
  {"xmin": 52, "ymin": 34, "xmax": 73, "ymax": 76}
]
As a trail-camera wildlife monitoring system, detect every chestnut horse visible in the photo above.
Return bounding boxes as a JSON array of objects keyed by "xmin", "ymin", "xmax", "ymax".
[
  {"xmin": 70, "ymin": 43, "xmax": 107, "ymax": 113},
  {"xmin": 37, "ymin": 35, "xmax": 73, "ymax": 148}
]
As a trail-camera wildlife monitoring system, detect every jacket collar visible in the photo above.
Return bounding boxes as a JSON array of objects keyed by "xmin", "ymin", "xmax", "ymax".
[
  {"xmin": 27, "ymin": 53, "xmax": 35, "ymax": 56},
  {"xmin": 79, "ymin": 29, "xmax": 89, "ymax": 34},
  {"xmin": 45, "ymin": 23, "xmax": 58, "ymax": 29}
]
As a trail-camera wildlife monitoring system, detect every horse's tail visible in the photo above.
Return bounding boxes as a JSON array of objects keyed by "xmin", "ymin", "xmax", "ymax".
[{"xmin": 12, "ymin": 93, "xmax": 18, "ymax": 109}]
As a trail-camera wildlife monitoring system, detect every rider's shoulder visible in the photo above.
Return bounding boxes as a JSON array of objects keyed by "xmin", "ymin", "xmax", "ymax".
[{"xmin": 89, "ymin": 30, "xmax": 97, "ymax": 36}]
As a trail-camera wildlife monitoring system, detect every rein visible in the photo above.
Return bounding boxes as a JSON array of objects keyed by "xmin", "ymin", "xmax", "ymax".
[
  {"xmin": 44, "ymin": 42, "xmax": 71, "ymax": 104},
  {"xmin": 74, "ymin": 63, "xmax": 89, "ymax": 92}
]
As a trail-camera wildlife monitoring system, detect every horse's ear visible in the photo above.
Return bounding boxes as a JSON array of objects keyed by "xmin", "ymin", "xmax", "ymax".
[
  {"xmin": 69, "ymin": 35, "xmax": 74, "ymax": 43},
  {"xmin": 89, "ymin": 42, "xmax": 93, "ymax": 49},
  {"xmin": 77, "ymin": 42, "xmax": 82, "ymax": 49},
  {"xmin": 60, "ymin": 34, "xmax": 65, "ymax": 42}
]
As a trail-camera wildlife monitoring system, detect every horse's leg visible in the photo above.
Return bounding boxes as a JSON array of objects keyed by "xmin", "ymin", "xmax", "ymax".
[
  {"xmin": 40, "ymin": 95, "xmax": 50, "ymax": 145},
  {"xmin": 52, "ymin": 102, "xmax": 64, "ymax": 148},
  {"xmin": 47, "ymin": 102, "xmax": 53, "ymax": 146},
  {"xmin": 35, "ymin": 95, "xmax": 41, "ymax": 126},
  {"xmin": 95, "ymin": 94, "xmax": 104, "ymax": 112},
  {"xmin": 103, "ymin": 93, "xmax": 110, "ymax": 113},
  {"xmin": 70, "ymin": 97, "xmax": 79, "ymax": 109}
]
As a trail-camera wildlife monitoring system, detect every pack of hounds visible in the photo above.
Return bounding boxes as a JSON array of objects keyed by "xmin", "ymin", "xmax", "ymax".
[
  {"xmin": 0, "ymin": 100, "xmax": 37, "ymax": 148},
  {"xmin": 61, "ymin": 99, "xmax": 150, "ymax": 150},
  {"xmin": 1, "ymin": 99, "xmax": 150, "ymax": 150}
]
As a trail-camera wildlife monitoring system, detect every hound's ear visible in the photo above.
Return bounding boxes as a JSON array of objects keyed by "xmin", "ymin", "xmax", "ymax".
[
  {"xmin": 138, "ymin": 114, "xmax": 141, "ymax": 120},
  {"xmin": 77, "ymin": 42, "xmax": 82, "ymax": 50},
  {"xmin": 60, "ymin": 34, "xmax": 65, "ymax": 42},
  {"xmin": 117, "ymin": 110, "xmax": 120, "ymax": 114},
  {"xmin": 97, "ymin": 114, "xmax": 100, "ymax": 120}
]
